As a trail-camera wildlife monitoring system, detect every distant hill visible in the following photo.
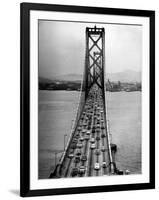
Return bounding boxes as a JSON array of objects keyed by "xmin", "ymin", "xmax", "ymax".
[
  {"xmin": 107, "ymin": 70, "xmax": 141, "ymax": 82},
  {"xmin": 39, "ymin": 77, "xmax": 53, "ymax": 83},
  {"xmin": 39, "ymin": 70, "xmax": 141, "ymax": 83},
  {"xmin": 52, "ymin": 73, "xmax": 82, "ymax": 82}
]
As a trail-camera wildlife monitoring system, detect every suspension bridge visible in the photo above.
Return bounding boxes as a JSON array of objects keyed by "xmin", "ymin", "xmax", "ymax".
[{"xmin": 50, "ymin": 26, "xmax": 118, "ymax": 178}]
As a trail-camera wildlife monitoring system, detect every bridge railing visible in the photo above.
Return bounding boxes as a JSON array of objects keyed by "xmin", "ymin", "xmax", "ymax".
[
  {"xmin": 104, "ymin": 69, "xmax": 114, "ymax": 173},
  {"xmin": 59, "ymin": 60, "xmax": 86, "ymax": 166}
]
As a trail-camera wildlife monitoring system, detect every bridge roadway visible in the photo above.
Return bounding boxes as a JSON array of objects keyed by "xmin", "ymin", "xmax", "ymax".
[{"xmin": 56, "ymin": 84, "xmax": 112, "ymax": 178}]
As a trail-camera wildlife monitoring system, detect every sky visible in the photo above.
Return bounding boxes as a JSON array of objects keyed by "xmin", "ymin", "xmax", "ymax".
[{"xmin": 38, "ymin": 20, "xmax": 142, "ymax": 79}]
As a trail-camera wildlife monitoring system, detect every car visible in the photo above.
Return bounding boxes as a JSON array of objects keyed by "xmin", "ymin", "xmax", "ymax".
[
  {"xmin": 94, "ymin": 112, "xmax": 97, "ymax": 117},
  {"xmin": 86, "ymin": 130, "xmax": 91, "ymax": 135},
  {"xmin": 95, "ymin": 149, "xmax": 101, "ymax": 155},
  {"xmin": 96, "ymin": 136, "xmax": 100, "ymax": 141},
  {"xmin": 71, "ymin": 167, "xmax": 79, "ymax": 176},
  {"xmin": 92, "ymin": 128, "xmax": 95, "ymax": 133},
  {"xmin": 101, "ymin": 133, "xmax": 106, "ymax": 138},
  {"xmin": 81, "ymin": 155, "xmax": 87, "ymax": 161},
  {"xmin": 102, "ymin": 162, "xmax": 107, "ymax": 168},
  {"xmin": 87, "ymin": 125, "xmax": 91, "ymax": 130},
  {"xmin": 101, "ymin": 126, "xmax": 105, "ymax": 129},
  {"xmin": 94, "ymin": 163, "xmax": 100, "ymax": 170},
  {"xmin": 79, "ymin": 137, "xmax": 84, "ymax": 142},
  {"xmin": 70, "ymin": 143, "xmax": 76, "ymax": 149},
  {"xmin": 81, "ymin": 116, "xmax": 84, "ymax": 121},
  {"xmin": 116, "ymin": 169, "xmax": 124, "ymax": 175},
  {"xmin": 89, "ymin": 116, "xmax": 92, "ymax": 121},
  {"xmin": 84, "ymin": 135, "xmax": 90, "ymax": 140},
  {"xmin": 90, "ymin": 138, "xmax": 95, "ymax": 143},
  {"xmin": 97, "ymin": 127, "xmax": 101, "ymax": 132},
  {"xmin": 92, "ymin": 124, "xmax": 96, "ymax": 129},
  {"xmin": 97, "ymin": 107, "xmax": 101, "ymax": 111},
  {"xmin": 76, "ymin": 149, "xmax": 82, "ymax": 156},
  {"xmin": 125, "ymin": 169, "xmax": 130, "ymax": 175},
  {"xmin": 68, "ymin": 153, "xmax": 74, "ymax": 159},
  {"xmin": 72, "ymin": 138, "xmax": 78, "ymax": 142},
  {"xmin": 82, "ymin": 129, "xmax": 86, "ymax": 134},
  {"xmin": 74, "ymin": 156, "xmax": 80, "ymax": 163},
  {"xmin": 75, "ymin": 134, "xmax": 80, "ymax": 138},
  {"xmin": 72, "ymin": 141, "xmax": 78, "ymax": 145},
  {"xmin": 69, "ymin": 149, "xmax": 74, "ymax": 154},
  {"xmin": 90, "ymin": 144, "xmax": 96, "ymax": 149},
  {"xmin": 79, "ymin": 166, "xmax": 86, "ymax": 175},
  {"xmin": 83, "ymin": 123, "xmax": 87, "ymax": 127},
  {"xmin": 77, "ymin": 127, "xmax": 82, "ymax": 131},
  {"xmin": 73, "ymin": 138, "xmax": 78, "ymax": 142},
  {"xmin": 101, "ymin": 146, "xmax": 106, "ymax": 152},
  {"xmin": 76, "ymin": 143, "xmax": 83, "ymax": 148}
]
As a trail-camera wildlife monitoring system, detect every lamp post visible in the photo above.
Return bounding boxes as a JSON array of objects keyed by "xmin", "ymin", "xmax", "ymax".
[
  {"xmin": 64, "ymin": 134, "xmax": 67, "ymax": 151},
  {"xmin": 54, "ymin": 152, "xmax": 57, "ymax": 167},
  {"xmin": 107, "ymin": 119, "xmax": 112, "ymax": 142},
  {"xmin": 71, "ymin": 119, "xmax": 74, "ymax": 129}
]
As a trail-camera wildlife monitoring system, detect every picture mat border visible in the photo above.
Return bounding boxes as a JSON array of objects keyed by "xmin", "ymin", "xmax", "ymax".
[
  {"xmin": 20, "ymin": 3, "xmax": 155, "ymax": 197},
  {"xmin": 31, "ymin": 10, "xmax": 149, "ymax": 189}
]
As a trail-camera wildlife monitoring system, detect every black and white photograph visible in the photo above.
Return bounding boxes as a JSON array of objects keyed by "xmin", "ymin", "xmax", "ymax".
[
  {"xmin": 20, "ymin": 3, "xmax": 155, "ymax": 196},
  {"xmin": 38, "ymin": 21, "xmax": 142, "ymax": 179}
]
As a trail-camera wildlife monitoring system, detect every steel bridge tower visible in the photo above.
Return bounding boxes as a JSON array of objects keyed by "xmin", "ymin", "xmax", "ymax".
[{"xmin": 85, "ymin": 26, "xmax": 105, "ymax": 98}]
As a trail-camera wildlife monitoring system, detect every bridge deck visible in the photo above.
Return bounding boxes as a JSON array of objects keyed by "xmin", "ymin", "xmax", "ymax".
[{"xmin": 57, "ymin": 84, "xmax": 112, "ymax": 178}]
